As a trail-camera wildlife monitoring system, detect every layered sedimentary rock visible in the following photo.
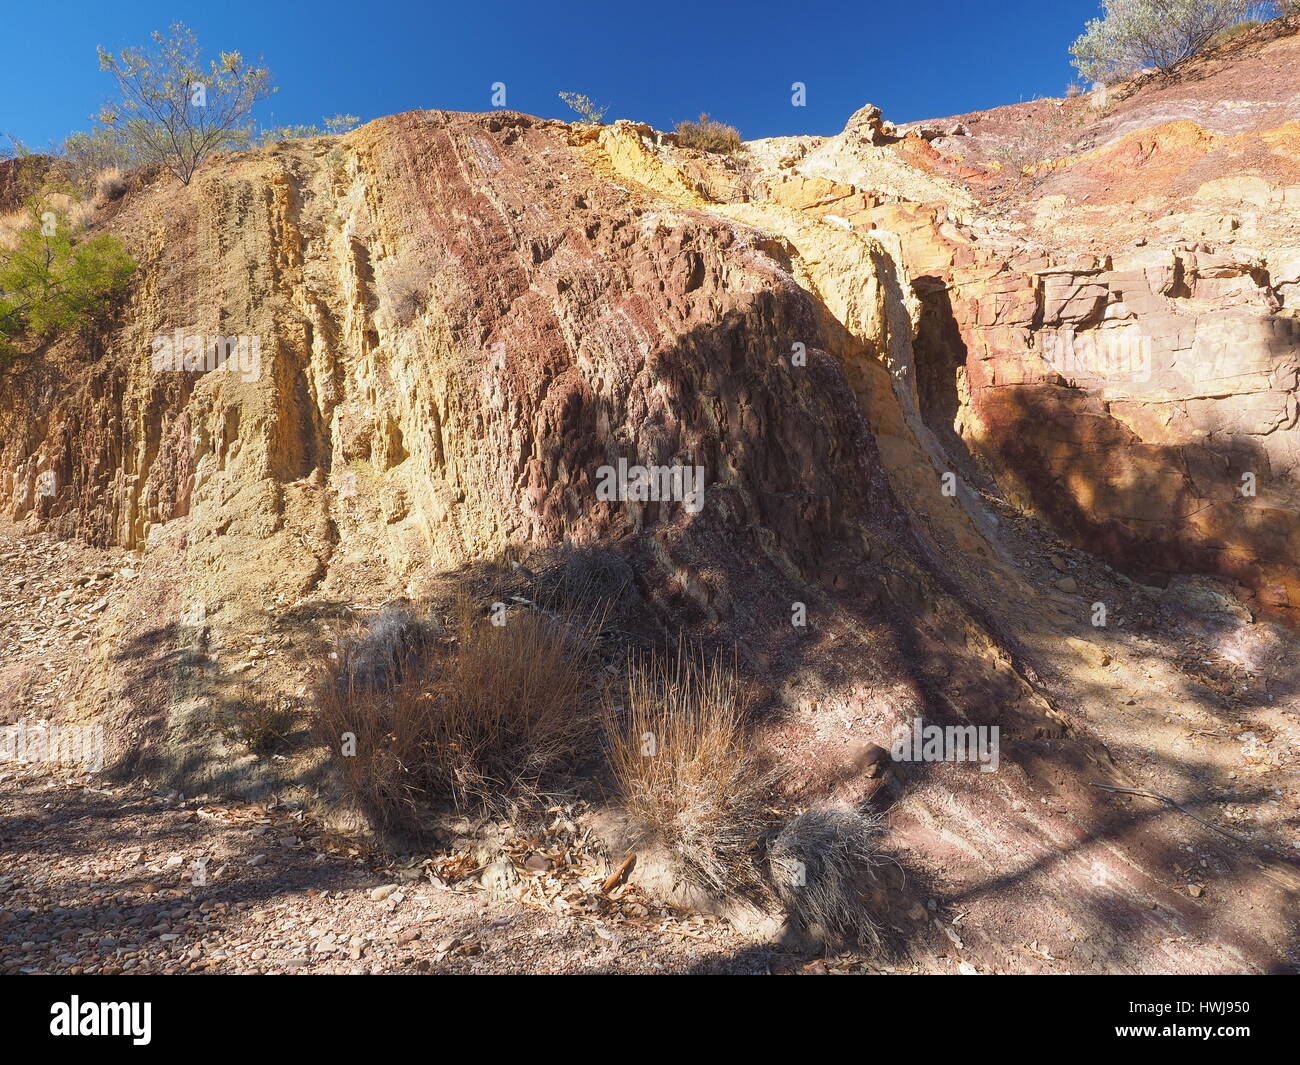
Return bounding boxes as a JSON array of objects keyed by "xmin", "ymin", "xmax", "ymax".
[
  {"xmin": 751, "ymin": 54, "xmax": 1300, "ymax": 622},
  {"xmin": 3, "ymin": 49, "xmax": 1298, "ymax": 972},
  {"xmin": 1, "ymin": 111, "xmax": 918, "ymax": 624}
]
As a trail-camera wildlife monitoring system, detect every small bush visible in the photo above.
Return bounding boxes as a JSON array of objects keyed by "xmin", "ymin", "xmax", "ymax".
[
  {"xmin": 374, "ymin": 258, "xmax": 426, "ymax": 325},
  {"xmin": 988, "ymin": 104, "xmax": 1087, "ymax": 176},
  {"xmin": 315, "ymin": 599, "xmax": 599, "ymax": 833},
  {"xmin": 558, "ymin": 91, "xmax": 608, "ymax": 124},
  {"xmin": 345, "ymin": 603, "xmax": 436, "ymax": 690},
  {"xmin": 56, "ymin": 128, "xmax": 138, "ymax": 193},
  {"xmin": 767, "ymin": 805, "xmax": 887, "ymax": 949},
  {"xmin": 604, "ymin": 646, "xmax": 766, "ymax": 895},
  {"xmin": 674, "ymin": 113, "xmax": 743, "ymax": 154},
  {"xmin": 0, "ymin": 205, "xmax": 135, "ymax": 370},
  {"xmin": 1071, "ymin": 0, "xmax": 1252, "ymax": 83},
  {"xmin": 93, "ymin": 168, "xmax": 130, "ymax": 202},
  {"xmin": 216, "ymin": 693, "xmax": 297, "ymax": 754},
  {"xmin": 533, "ymin": 545, "xmax": 634, "ymax": 613}
]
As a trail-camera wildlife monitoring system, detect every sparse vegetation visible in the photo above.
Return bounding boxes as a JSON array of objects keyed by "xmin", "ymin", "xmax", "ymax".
[
  {"xmin": 673, "ymin": 113, "xmax": 743, "ymax": 153},
  {"xmin": 0, "ymin": 203, "xmax": 135, "ymax": 371},
  {"xmin": 374, "ymin": 257, "xmax": 427, "ymax": 325},
  {"xmin": 216, "ymin": 693, "xmax": 297, "ymax": 755},
  {"xmin": 1070, "ymin": 0, "xmax": 1253, "ymax": 83},
  {"xmin": 53, "ymin": 127, "xmax": 139, "ymax": 192},
  {"xmin": 92, "ymin": 168, "xmax": 130, "ymax": 203},
  {"xmin": 532, "ymin": 545, "xmax": 635, "ymax": 613},
  {"xmin": 768, "ymin": 805, "xmax": 887, "ymax": 949},
  {"xmin": 988, "ymin": 103, "xmax": 1088, "ymax": 178},
  {"xmin": 604, "ymin": 646, "xmax": 766, "ymax": 895},
  {"xmin": 258, "ymin": 114, "xmax": 360, "ymax": 146},
  {"xmin": 96, "ymin": 21, "xmax": 276, "ymax": 185},
  {"xmin": 558, "ymin": 91, "xmax": 608, "ymax": 124},
  {"xmin": 314, "ymin": 599, "xmax": 600, "ymax": 834}
]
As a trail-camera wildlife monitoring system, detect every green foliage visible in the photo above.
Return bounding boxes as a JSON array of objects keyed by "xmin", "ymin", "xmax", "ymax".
[
  {"xmin": 0, "ymin": 206, "xmax": 135, "ymax": 370},
  {"xmin": 558, "ymin": 91, "xmax": 609, "ymax": 123},
  {"xmin": 96, "ymin": 21, "xmax": 276, "ymax": 185},
  {"xmin": 55, "ymin": 126, "xmax": 140, "ymax": 191},
  {"xmin": 1070, "ymin": 0, "xmax": 1252, "ymax": 83},
  {"xmin": 257, "ymin": 113, "xmax": 361, "ymax": 146},
  {"xmin": 674, "ymin": 113, "xmax": 743, "ymax": 153}
]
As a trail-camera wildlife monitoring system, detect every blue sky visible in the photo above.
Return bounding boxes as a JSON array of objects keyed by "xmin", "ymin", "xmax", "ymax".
[{"xmin": 1, "ymin": 0, "xmax": 1102, "ymax": 148}]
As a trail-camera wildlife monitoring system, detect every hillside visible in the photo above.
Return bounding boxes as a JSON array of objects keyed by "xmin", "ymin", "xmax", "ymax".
[{"xmin": 0, "ymin": 25, "xmax": 1297, "ymax": 976}]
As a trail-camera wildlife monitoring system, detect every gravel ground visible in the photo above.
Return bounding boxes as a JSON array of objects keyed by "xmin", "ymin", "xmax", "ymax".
[{"xmin": 0, "ymin": 758, "xmax": 850, "ymax": 976}]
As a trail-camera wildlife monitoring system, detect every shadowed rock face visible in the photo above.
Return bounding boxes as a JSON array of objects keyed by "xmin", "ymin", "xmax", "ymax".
[
  {"xmin": 2, "ymin": 84, "xmax": 1298, "ymax": 975},
  {"xmin": 957, "ymin": 248, "xmax": 1300, "ymax": 621},
  {"xmin": 754, "ymin": 96, "xmax": 1300, "ymax": 624}
]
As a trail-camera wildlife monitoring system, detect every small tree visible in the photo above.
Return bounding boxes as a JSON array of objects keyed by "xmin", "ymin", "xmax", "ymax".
[
  {"xmin": 0, "ymin": 206, "xmax": 135, "ymax": 370},
  {"xmin": 558, "ymin": 91, "xmax": 609, "ymax": 123},
  {"xmin": 96, "ymin": 22, "xmax": 276, "ymax": 185},
  {"xmin": 258, "ymin": 113, "xmax": 361, "ymax": 146},
  {"xmin": 1071, "ymin": 0, "xmax": 1252, "ymax": 82},
  {"xmin": 56, "ymin": 126, "xmax": 139, "ymax": 191}
]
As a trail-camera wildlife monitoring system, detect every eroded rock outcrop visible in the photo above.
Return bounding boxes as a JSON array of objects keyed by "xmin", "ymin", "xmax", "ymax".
[{"xmin": 2, "ymin": 58, "xmax": 1298, "ymax": 974}]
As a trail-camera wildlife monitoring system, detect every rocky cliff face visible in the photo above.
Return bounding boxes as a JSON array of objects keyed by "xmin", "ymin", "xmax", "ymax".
[
  {"xmin": 750, "ymin": 33, "xmax": 1300, "ymax": 626},
  {"xmin": 2, "ymin": 33, "xmax": 1298, "ymax": 974}
]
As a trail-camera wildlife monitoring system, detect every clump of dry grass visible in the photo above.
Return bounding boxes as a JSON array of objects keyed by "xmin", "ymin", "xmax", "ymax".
[
  {"xmin": 314, "ymin": 599, "xmax": 599, "ymax": 835},
  {"xmin": 604, "ymin": 646, "xmax": 767, "ymax": 895},
  {"xmin": 767, "ymin": 804, "xmax": 887, "ymax": 949},
  {"xmin": 0, "ymin": 209, "xmax": 29, "ymax": 252},
  {"xmin": 374, "ymin": 257, "xmax": 426, "ymax": 325},
  {"xmin": 216, "ymin": 692, "xmax": 297, "ymax": 755},
  {"xmin": 92, "ymin": 167, "xmax": 129, "ymax": 203},
  {"xmin": 674, "ymin": 113, "xmax": 743, "ymax": 154},
  {"xmin": 66, "ymin": 201, "xmax": 95, "ymax": 230},
  {"xmin": 431, "ymin": 600, "xmax": 599, "ymax": 809},
  {"xmin": 532, "ymin": 545, "xmax": 634, "ymax": 613}
]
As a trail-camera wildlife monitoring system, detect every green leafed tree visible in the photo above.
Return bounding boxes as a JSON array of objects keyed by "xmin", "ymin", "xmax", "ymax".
[
  {"xmin": 96, "ymin": 21, "xmax": 276, "ymax": 185},
  {"xmin": 1070, "ymin": 0, "xmax": 1252, "ymax": 83},
  {"xmin": 0, "ymin": 207, "xmax": 135, "ymax": 371}
]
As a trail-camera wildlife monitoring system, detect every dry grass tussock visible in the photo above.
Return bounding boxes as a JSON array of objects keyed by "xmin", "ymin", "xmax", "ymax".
[
  {"xmin": 604, "ymin": 646, "xmax": 768, "ymax": 896},
  {"xmin": 314, "ymin": 599, "xmax": 600, "ymax": 835},
  {"xmin": 767, "ymin": 804, "xmax": 889, "ymax": 949},
  {"xmin": 674, "ymin": 113, "xmax": 743, "ymax": 154}
]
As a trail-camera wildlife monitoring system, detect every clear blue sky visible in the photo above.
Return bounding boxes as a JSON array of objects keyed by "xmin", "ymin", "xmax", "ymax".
[{"xmin": 1, "ymin": 0, "xmax": 1102, "ymax": 148}]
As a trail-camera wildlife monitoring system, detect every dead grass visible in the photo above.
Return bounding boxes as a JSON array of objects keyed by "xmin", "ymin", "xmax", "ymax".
[
  {"xmin": 604, "ymin": 645, "xmax": 767, "ymax": 895},
  {"xmin": 215, "ymin": 692, "xmax": 297, "ymax": 755},
  {"xmin": 92, "ymin": 168, "xmax": 129, "ymax": 203},
  {"xmin": 314, "ymin": 599, "xmax": 600, "ymax": 835},
  {"xmin": 374, "ymin": 258, "xmax": 426, "ymax": 325},
  {"xmin": 767, "ymin": 805, "xmax": 888, "ymax": 950},
  {"xmin": 0, "ymin": 209, "xmax": 28, "ymax": 251},
  {"xmin": 674, "ymin": 113, "xmax": 743, "ymax": 154}
]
